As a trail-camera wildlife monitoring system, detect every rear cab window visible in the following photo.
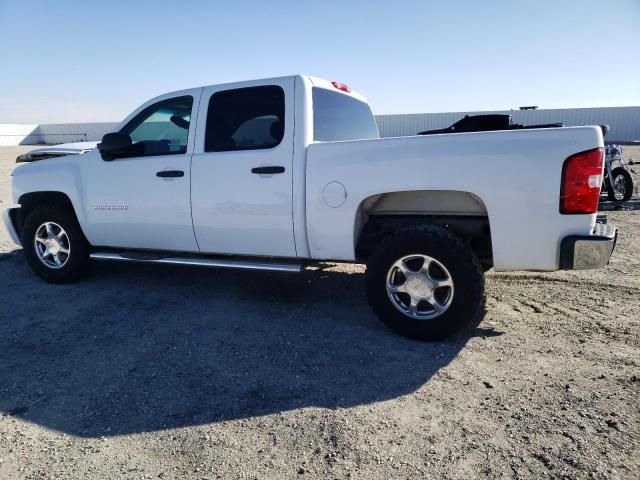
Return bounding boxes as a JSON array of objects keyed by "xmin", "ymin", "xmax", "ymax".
[{"xmin": 312, "ymin": 87, "xmax": 379, "ymax": 142}]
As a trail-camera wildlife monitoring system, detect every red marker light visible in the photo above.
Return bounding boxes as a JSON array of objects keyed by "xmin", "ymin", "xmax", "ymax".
[{"xmin": 331, "ymin": 81, "xmax": 351, "ymax": 93}]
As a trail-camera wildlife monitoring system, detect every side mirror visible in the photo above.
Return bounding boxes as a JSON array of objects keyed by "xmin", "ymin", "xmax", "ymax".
[{"xmin": 98, "ymin": 132, "xmax": 134, "ymax": 161}]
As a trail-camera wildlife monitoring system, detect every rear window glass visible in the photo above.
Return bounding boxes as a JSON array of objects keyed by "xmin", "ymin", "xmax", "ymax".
[{"xmin": 312, "ymin": 87, "xmax": 379, "ymax": 142}]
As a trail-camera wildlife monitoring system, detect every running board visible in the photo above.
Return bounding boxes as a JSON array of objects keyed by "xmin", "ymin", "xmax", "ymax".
[{"xmin": 90, "ymin": 252, "xmax": 302, "ymax": 273}]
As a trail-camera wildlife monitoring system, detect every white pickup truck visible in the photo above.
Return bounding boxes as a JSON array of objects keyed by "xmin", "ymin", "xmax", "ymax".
[{"xmin": 3, "ymin": 75, "xmax": 617, "ymax": 340}]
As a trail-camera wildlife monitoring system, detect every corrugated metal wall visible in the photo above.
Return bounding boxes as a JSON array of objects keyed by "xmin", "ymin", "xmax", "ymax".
[
  {"xmin": 0, "ymin": 122, "xmax": 119, "ymax": 145},
  {"xmin": 375, "ymin": 106, "xmax": 640, "ymax": 142},
  {"xmin": 31, "ymin": 122, "xmax": 119, "ymax": 144},
  {"xmin": 0, "ymin": 124, "xmax": 38, "ymax": 146}
]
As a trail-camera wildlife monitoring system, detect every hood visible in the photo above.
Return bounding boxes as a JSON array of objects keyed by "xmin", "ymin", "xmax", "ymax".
[{"xmin": 16, "ymin": 141, "xmax": 99, "ymax": 163}]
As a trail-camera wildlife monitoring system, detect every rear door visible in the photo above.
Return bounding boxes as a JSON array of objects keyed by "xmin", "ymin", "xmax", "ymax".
[{"xmin": 191, "ymin": 79, "xmax": 296, "ymax": 257}]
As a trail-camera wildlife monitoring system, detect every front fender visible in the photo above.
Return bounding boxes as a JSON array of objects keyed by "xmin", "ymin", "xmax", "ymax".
[{"xmin": 11, "ymin": 155, "xmax": 88, "ymax": 227}]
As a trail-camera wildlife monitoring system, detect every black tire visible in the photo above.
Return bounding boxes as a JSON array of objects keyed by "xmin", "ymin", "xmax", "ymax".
[
  {"xmin": 366, "ymin": 225, "xmax": 484, "ymax": 341},
  {"xmin": 607, "ymin": 167, "xmax": 634, "ymax": 202},
  {"xmin": 21, "ymin": 205, "xmax": 91, "ymax": 283}
]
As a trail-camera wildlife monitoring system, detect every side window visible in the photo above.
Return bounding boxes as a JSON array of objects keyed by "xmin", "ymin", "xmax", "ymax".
[
  {"xmin": 205, "ymin": 86, "xmax": 284, "ymax": 152},
  {"xmin": 121, "ymin": 96, "xmax": 193, "ymax": 157}
]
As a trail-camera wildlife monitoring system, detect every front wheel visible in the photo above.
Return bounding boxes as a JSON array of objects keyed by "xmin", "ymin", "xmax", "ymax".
[
  {"xmin": 21, "ymin": 205, "xmax": 91, "ymax": 283},
  {"xmin": 607, "ymin": 167, "xmax": 634, "ymax": 202},
  {"xmin": 366, "ymin": 226, "xmax": 484, "ymax": 341}
]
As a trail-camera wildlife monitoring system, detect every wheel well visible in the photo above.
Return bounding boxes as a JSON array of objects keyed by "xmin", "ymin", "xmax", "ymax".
[
  {"xmin": 356, "ymin": 215, "xmax": 493, "ymax": 267},
  {"xmin": 16, "ymin": 192, "xmax": 76, "ymax": 238},
  {"xmin": 354, "ymin": 190, "xmax": 493, "ymax": 269}
]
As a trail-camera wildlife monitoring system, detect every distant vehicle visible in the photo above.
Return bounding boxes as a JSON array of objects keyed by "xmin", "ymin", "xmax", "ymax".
[
  {"xmin": 3, "ymin": 75, "xmax": 617, "ymax": 340},
  {"xmin": 603, "ymin": 144, "xmax": 634, "ymax": 202},
  {"xmin": 417, "ymin": 114, "xmax": 562, "ymax": 135}
]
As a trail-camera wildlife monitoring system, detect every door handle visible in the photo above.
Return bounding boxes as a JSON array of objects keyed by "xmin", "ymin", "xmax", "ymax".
[
  {"xmin": 251, "ymin": 166, "xmax": 285, "ymax": 175},
  {"xmin": 156, "ymin": 170, "xmax": 184, "ymax": 178}
]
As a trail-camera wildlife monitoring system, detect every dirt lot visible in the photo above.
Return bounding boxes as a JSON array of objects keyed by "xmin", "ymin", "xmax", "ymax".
[{"xmin": 0, "ymin": 146, "xmax": 638, "ymax": 479}]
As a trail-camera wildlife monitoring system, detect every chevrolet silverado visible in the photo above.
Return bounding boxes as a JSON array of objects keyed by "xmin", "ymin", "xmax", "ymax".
[{"xmin": 3, "ymin": 75, "xmax": 617, "ymax": 340}]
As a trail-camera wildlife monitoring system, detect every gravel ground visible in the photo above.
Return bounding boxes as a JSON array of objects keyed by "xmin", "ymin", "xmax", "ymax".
[{"xmin": 0, "ymin": 145, "xmax": 638, "ymax": 479}]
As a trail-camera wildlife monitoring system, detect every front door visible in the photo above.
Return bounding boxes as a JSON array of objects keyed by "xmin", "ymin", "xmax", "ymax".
[
  {"xmin": 84, "ymin": 91, "xmax": 201, "ymax": 252},
  {"xmin": 190, "ymin": 80, "xmax": 296, "ymax": 257}
]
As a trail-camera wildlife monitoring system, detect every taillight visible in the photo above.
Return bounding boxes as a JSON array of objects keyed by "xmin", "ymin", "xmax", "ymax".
[
  {"xmin": 331, "ymin": 81, "xmax": 351, "ymax": 93},
  {"xmin": 559, "ymin": 147, "xmax": 603, "ymax": 214}
]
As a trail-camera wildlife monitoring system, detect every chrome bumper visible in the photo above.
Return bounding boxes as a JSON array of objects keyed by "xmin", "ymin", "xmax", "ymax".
[
  {"xmin": 559, "ymin": 223, "xmax": 617, "ymax": 270},
  {"xmin": 2, "ymin": 207, "xmax": 21, "ymax": 246}
]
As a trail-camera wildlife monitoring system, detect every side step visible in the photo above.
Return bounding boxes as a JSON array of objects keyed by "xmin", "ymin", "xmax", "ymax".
[{"xmin": 90, "ymin": 252, "xmax": 302, "ymax": 273}]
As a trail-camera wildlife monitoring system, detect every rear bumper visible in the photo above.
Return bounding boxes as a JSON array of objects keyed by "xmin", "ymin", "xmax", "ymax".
[
  {"xmin": 559, "ymin": 223, "xmax": 617, "ymax": 270},
  {"xmin": 2, "ymin": 207, "xmax": 21, "ymax": 246}
]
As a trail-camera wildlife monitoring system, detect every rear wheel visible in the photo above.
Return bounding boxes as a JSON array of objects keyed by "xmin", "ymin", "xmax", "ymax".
[
  {"xmin": 21, "ymin": 205, "xmax": 91, "ymax": 283},
  {"xmin": 607, "ymin": 167, "xmax": 634, "ymax": 202},
  {"xmin": 366, "ymin": 225, "xmax": 484, "ymax": 341}
]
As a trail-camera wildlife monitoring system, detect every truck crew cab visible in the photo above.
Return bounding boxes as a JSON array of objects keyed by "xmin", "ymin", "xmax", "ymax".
[{"xmin": 3, "ymin": 75, "xmax": 617, "ymax": 340}]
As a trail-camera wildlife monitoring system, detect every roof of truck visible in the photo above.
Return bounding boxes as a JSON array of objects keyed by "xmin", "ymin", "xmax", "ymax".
[{"xmin": 150, "ymin": 75, "xmax": 369, "ymax": 106}]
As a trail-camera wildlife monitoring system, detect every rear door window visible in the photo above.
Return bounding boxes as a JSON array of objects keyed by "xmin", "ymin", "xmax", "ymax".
[{"xmin": 204, "ymin": 86, "xmax": 285, "ymax": 152}]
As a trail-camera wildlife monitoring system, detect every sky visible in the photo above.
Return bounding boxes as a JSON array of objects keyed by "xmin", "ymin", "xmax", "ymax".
[{"xmin": 0, "ymin": 0, "xmax": 639, "ymax": 124}]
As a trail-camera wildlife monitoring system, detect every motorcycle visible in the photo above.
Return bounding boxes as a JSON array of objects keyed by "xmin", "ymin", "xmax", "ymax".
[{"xmin": 603, "ymin": 144, "xmax": 635, "ymax": 202}]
